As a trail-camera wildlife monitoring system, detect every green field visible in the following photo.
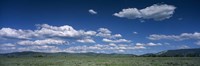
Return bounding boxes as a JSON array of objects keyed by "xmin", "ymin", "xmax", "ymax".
[{"xmin": 1, "ymin": 56, "xmax": 200, "ymax": 66}]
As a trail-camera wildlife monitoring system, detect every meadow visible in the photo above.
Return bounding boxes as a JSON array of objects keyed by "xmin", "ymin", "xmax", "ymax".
[{"xmin": 1, "ymin": 56, "xmax": 200, "ymax": 66}]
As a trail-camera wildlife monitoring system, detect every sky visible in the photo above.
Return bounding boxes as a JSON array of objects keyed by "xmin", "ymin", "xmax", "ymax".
[{"xmin": 0, "ymin": 0, "xmax": 200, "ymax": 54}]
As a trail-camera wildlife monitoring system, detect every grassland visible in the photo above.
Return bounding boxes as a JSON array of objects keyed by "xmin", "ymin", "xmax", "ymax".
[{"xmin": 1, "ymin": 56, "xmax": 200, "ymax": 66}]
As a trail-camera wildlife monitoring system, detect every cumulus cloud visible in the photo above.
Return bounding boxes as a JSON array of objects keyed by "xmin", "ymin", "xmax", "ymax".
[
  {"xmin": 96, "ymin": 28, "xmax": 131, "ymax": 44},
  {"xmin": 134, "ymin": 45, "xmax": 146, "ymax": 49},
  {"xmin": 0, "ymin": 43, "xmax": 15, "ymax": 47},
  {"xmin": 0, "ymin": 24, "xmax": 97, "ymax": 44},
  {"xmin": 0, "ymin": 24, "xmax": 93, "ymax": 40},
  {"xmin": 148, "ymin": 32, "xmax": 200, "ymax": 41},
  {"xmin": 118, "ymin": 50, "xmax": 125, "ymax": 52},
  {"xmin": 77, "ymin": 39, "xmax": 96, "ymax": 43},
  {"xmin": 133, "ymin": 42, "xmax": 162, "ymax": 50},
  {"xmin": 96, "ymin": 28, "xmax": 122, "ymax": 38},
  {"xmin": 0, "ymin": 43, "xmax": 16, "ymax": 52},
  {"xmin": 113, "ymin": 34, "xmax": 122, "ymax": 38},
  {"xmin": 17, "ymin": 39, "xmax": 66, "ymax": 45},
  {"xmin": 88, "ymin": 9, "xmax": 97, "ymax": 14},
  {"xmin": 1, "ymin": 24, "xmax": 159, "ymax": 53},
  {"xmin": 195, "ymin": 41, "xmax": 200, "ymax": 46},
  {"xmin": 63, "ymin": 43, "xmax": 146, "ymax": 53},
  {"xmin": 113, "ymin": 4, "xmax": 176, "ymax": 21},
  {"xmin": 62, "ymin": 42, "xmax": 163, "ymax": 53},
  {"xmin": 84, "ymin": 31, "xmax": 97, "ymax": 36},
  {"xmin": 0, "ymin": 46, "xmax": 16, "ymax": 51},
  {"xmin": 35, "ymin": 24, "xmax": 97, "ymax": 38},
  {"xmin": 98, "ymin": 28, "xmax": 111, "ymax": 34},
  {"xmin": 147, "ymin": 42, "xmax": 162, "ymax": 46},
  {"xmin": 178, "ymin": 45, "xmax": 190, "ymax": 49},
  {"xmin": 0, "ymin": 28, "xmax": 35, "ymax": 39},
  {"xmin": 102, "ymin": 38, "xmax": 131, "ymax": 43},
  {"xmin": 135, "ymin": 42, "xmax": 162, "ymax": 46},
  {"xmin": 17, "ymin": 45, "xmax": 61, "ymax": 52},
  {"xmin": 96, "ymin": 28, "xmax": 112, "ymax": 38},
  {"xmin": 114, "ymin": 8, "xmax": 142, "ymax": 19},
  {"xmin": 0, "ymin": 44, "xmax": 62, "ymax": 53}
]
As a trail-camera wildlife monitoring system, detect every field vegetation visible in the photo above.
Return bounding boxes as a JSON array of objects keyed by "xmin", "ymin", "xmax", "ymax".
[{"xmin": 1, "ymin": 56, "xmax": 200, "ymax": 66}]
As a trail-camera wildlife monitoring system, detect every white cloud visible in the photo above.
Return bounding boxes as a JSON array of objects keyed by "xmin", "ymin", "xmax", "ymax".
[
  {"xmin": 114, "ymin": 8, "xmax": 142, "ymax": 19},
  {"xmin": 63, "ymin": 43, "xmax": 146, "ymax": 53},
  {"xmin": 113, "ymin": 4, "xmax": 176, "ymax": 21},
  {"xmin": 134, "ymin": 45, "xmax": 146, "ymax": 49},
  {"xmin": 0, "ymin": 24, "xmax": 138, "ymax": 53},
  {"xmin": 140, "ymin": 4, "xmax": 176, "ymax": 20},
  {"xmin": 1, "ymin": 42, "xmax": 162, "ymax": 53},
  {"xmin": 17, "ymin": 39, "xmax": 66, "ymax": 45},
  {"xmin": 17, "ymin": 45, "xmax": 61, "ymax": 53},
  {"xmin": 36, "ymin": 24, "xmax": 97, "ymax": 38},
  {"xmin": 133, "ymin": 32, "xmax": 138, "ymax": 34},
  {"xmin": 96, "ymin": 28, "xmax": 122, "ymax": 38},
  {"xmin": 133, "ymin": 42, "xmax": 162, "ymax": 50},
  {"xmin": 178, "ymin": 45, "xmax": 190, "ymax": 49},
  {"xmin": 0, "ymin": 46, "xmax": 16, "ymax": 50},
  {"xmin": 0, "ymin": 43, "xmax": 16, "ymax": 52},
  {"xmin": 146, "ymin": 42, "xmax": 162, "ymax": 46},
  {"xmin": 77, "ymin": 39, "xmax": 96, "ymax": 43},
  {"xmin": 0, "ymin": 43, "xmax": 62, "ymax": 53},
  {"xmin": 0, "ymin": 24, "xmax": 98, "ymax": 45},
  {"xmin": 30, "ymin": 45, "xmax": 57, "ymax": 49},
  {"xmin": 0, "ymin": 24, "xmax": 97, "ymax": 41},
  {"xmin": 118, "ymin": 50, "xmax": 125, "ymax": 52},
  {"xmin": 148, "ymin": 32, "xmax": 200, "ymax": 41},
  {"xmin": 109, "ymin": 43, "xmax": 117, "ymax": 46},
  {"xmin": 0, "ymin": 28, "xmax": 35, "ymax": 39},
  {"xmin": 97, "ymin": 28, "xmax": 112, "ymax": 34},
  {"xmin": 102, "ymin": 38, "xmax": 131, "ymax": 43},
  {"xmin": 0, "ymin": 43, "xmax": 15, "ymax": 47},
  {"xmin": 89, "ymin": 9, "xmax": 97, "ymax": 14},
  {"xmin": 113, "ymin": 34, "xmax": 122, "ymax": 38},
  {"xmin": 84, "ymin": 31, "xmax": 97, "ymax": 36},
  {"xmin": 135, "ymin": 43, "xmax": 144, "ymax": 46},
  {"xmin": 135, "ymin": 42, "xmax": 162, "ymax": 46},
  {"xmin": 195, "ymin": 41, "xmax": 200, "ymax": 46},
  {"xmin": 148, "ymin": 34, "xmax": 179, "ymax": 40}
]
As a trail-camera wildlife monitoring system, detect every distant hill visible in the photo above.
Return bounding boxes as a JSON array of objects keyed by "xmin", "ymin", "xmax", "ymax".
[
  {"xmin": 142, "ymin": 48, "xmax": 200, "ymax": 57},
  {"xmin": 1, "ymin": 48, "xmax": 200, "ymax": 57},
  {"xmin": 157, "ymin": 48, "xmax": 200, "ymax": 57},
  {"xmin": 0, "ymin": 51, "xmax": 137, "ymax": 57}
]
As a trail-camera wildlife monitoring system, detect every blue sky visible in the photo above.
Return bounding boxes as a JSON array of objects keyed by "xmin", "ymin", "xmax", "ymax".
[{"xmin": 0, "ymin": 0, "xmax": 200, "ymax": 54}]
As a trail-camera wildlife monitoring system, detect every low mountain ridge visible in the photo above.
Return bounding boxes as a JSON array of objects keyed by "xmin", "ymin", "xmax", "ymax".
[
  {"xmin": 0, "ymin": 51, "xmax": 137, "ymax": 57},
  {"xmin": 141, "ymin": 48, "xmax": 200, "ymax": 57},
  {"xmin": 1, "ymin": 48, "xmax": 200, "ymax": 57},
  {"xmin": 156, "ymin": 48, "xmax": 200, "ymax": 57}
]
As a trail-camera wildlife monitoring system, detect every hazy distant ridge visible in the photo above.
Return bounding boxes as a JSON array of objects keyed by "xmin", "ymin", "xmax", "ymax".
[{"xmin": 1, "ymin": 48, "xmax": 200, "ymax": 57}]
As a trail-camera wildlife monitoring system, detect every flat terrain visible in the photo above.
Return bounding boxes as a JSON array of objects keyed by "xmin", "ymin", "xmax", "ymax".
[{"xmin": 1, "ymin": 56, "xmax": 200, "ymax": 66}]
